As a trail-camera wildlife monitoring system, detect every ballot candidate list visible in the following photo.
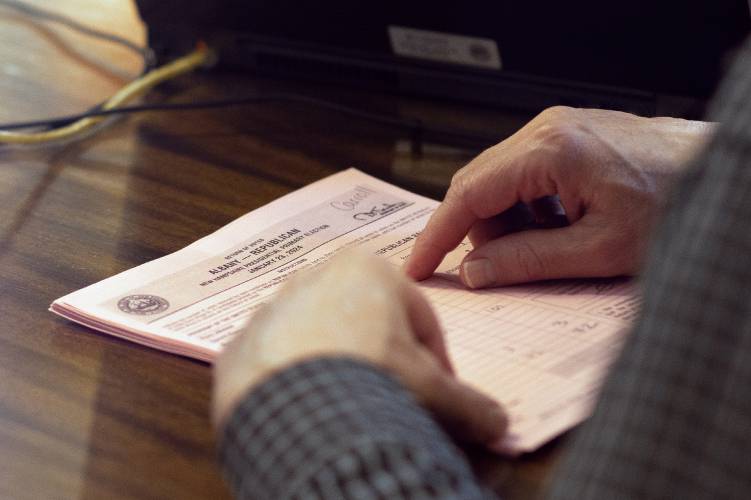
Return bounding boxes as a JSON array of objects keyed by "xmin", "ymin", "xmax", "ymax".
[{"xmin": 52, "ymin": 169, "xmax": 638, "ymax": 454}]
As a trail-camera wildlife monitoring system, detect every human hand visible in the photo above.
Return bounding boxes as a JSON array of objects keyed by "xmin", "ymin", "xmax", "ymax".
[
  {"xmin": 213, "ymin": 252, "xmax": 507, "ymax": 447},
  {"xmin": 405, "ymin": 106, "xmax": 714, "ymax": 288}
]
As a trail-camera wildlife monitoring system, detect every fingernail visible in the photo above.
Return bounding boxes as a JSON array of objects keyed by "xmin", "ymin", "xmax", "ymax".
[{"xmin": 462, "ymin": 259, "xmax": 496, "ymax": 289}]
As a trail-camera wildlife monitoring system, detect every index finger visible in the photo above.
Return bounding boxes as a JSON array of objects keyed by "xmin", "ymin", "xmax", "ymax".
[
  {"xmin": 405, "ymin": 150, "xmax": 529, "ymax": 279},
  {"xmin": 404, "ymin": 192, "xmax": 477, "ymax": 280},
  {"xmin": 405, "ymin": 132, "xmax": 569, "ymax": 280}
]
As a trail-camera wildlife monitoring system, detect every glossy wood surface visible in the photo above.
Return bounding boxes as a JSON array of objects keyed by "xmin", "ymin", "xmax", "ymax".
[{"xmin": 0, "ymin": 2, "xmax": 565, "ymax": 499}]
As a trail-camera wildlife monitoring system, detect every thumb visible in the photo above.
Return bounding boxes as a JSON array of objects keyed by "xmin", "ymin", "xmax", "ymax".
[
  {"xmin": 397, "ymin": 348, "xmax": 508, "ymax": 447},
  {"xmin": 460, "ymin": 221, "xmax": 607, "ymax": 288}
]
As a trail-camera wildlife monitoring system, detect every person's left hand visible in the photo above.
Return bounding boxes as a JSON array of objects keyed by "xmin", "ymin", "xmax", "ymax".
[{"xmin": 212, "ymin": 252, "xmax": 507, "ymax": 447}]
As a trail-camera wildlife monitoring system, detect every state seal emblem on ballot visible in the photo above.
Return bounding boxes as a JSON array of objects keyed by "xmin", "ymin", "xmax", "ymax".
[{"xmin": 117, "ymin": 294, "xmax": 170, "ymax": 315}]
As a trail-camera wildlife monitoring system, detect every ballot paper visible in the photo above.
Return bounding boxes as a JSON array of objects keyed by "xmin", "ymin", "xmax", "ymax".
[{"xmin": 51, "ymin": 168, "xmax": 639, "ymax": 454}]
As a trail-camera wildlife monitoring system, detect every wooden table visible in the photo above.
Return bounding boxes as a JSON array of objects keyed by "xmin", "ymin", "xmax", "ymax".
[{"xmin": 0, "ymin": 1, "xmax": 566, "ymax": 498}]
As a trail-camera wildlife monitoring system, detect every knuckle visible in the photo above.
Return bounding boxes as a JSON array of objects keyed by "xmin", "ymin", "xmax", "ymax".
[
  {"xmin": 449, "ymin": 165, "xmax": 472, "ymax": 195},
  {"xmin": 449, "ymin": 143, "xmax": 500, "ymax": 194},
  {"xmin": 447, "ymin": 167, "xmax": 474, "ymax": 208},
  {"xmin": 536, "ymin": 122, "xmax": 579, "ymax": 152},
  {"xmin": 448, "ymin": 164, "xmax": 500, "ymax": 219},
  {"xmin": 531, "ymin": 123, "xmax": 585, "ymax": 176},
  {"xmin": 539, "ymin": 105, "xmax": 574, "ymax": 122},
  {"xmin": 534, "ymin": 106, "xmax": 581, "ymax": 146},
  {"xmin": 533, "ymin": 106, "xmax": 577, "ymax": 130}
]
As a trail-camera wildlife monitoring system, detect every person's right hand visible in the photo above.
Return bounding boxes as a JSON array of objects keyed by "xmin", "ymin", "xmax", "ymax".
[
  {"xmin": 213, "ymin": 252, "xmax": 508, "ymax": 449},
  {"xmin": 406, "ymin": 106, "xmax": 714, "ymax": 288}
]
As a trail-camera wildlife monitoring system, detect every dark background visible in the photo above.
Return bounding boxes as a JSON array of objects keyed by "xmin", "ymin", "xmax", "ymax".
[{"xmin": 137, "ymin": 0, "xmax": 751, "ymax": 116}]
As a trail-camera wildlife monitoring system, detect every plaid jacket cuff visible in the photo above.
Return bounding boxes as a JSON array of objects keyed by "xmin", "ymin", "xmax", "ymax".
[{"xmin": 218, "ymin": 357, "xmax": 492, "ymax": 499}]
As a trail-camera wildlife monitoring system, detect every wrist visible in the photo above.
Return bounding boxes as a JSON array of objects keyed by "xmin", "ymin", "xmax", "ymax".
[{"xmin": 652, "ymin": 117, "xmax": 717, "ymax": 174}]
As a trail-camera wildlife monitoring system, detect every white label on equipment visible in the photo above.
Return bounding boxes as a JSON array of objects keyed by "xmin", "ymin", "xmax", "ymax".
[{"xmin": 388, "ymin": 25, "xmax": 502, "ymax": 70}]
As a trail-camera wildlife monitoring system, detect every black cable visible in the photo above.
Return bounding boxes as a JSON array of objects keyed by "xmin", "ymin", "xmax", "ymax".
[
  {"xmin": 0, "ymin": 93, "xmax": 500, "ymax": 145},
  {"xmin": 0, "ymin": 2, "xmax": 496, "ymax": 145},
  {"xmin": 0, "ymin": 0, "xmax": 158, "ymax": 133}
]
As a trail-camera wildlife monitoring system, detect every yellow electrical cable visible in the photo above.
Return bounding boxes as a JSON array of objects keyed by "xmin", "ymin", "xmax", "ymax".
[{"xmin": 0, "ymin": 43, "xmax": 210, "ymax": 144}]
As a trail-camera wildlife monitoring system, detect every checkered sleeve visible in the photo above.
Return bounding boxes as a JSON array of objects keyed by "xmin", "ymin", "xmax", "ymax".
[
  {"xmin": 546, "ymin": 37, "xmax": 751, "ymax": 500},
  {"xmin": 218, "ymin": 357, "xmax": 494, "ymax": 500}
]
